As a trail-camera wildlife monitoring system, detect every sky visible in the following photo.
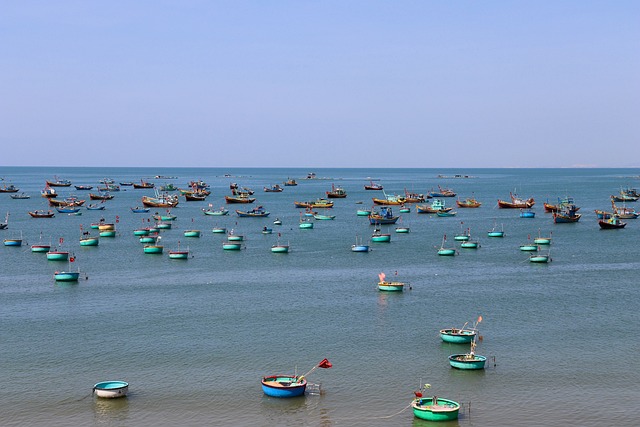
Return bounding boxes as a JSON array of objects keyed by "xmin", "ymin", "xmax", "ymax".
[{"xmin": 1, "ymin": 1, "xmax": 639, "ymax": 168}]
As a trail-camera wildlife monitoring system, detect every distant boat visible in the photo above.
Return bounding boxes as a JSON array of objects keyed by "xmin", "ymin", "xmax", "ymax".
[
  {"xmin": 89, "ymin": 192, "xmax": 114, "ymax": 200},
  {"xmin": 10, "ymin": 192, "xmax": 30, "ymax": 199},
  {"xmin": 371, "ymin": 228, "xmax": 391, "ymax": 242},
  {"xmin": 29, "ymin": 210, "xmax": 55, "ymax": 218},
  {"xmin": 326, "ymin": 183, "xmax": 347, "ymax": 198},
  {"xmin": 437, "ymin": 234, "xmax": 457, "ymax": 256},
  {"xmin": 264, "ymin": 184, "xmax": 283, "ymax": 192},
  {"xmin": 4, "ymin": 230, "xmax": 23, "ymax": 246},
  {"xmin": 46, "ymin": 176, "xmax": 72, "ymax": 187},
  {"xmin": 519, "ymin": 209, "xmax": 535, "ymax": 218},
  {"xmin": 133, "ymin": 180, "xmax": 154, "ymax": 189},
  {"xmin": 448, "ymin": 339, "xmax": 486, "ymax": 370},
  {"xmin": 427, "ymin": 185, "xmax": 456, "ymax": 198},
  {"xmin": 364, "ymin": 180, "xmax": 383, "ymax": 190},
  {"xmin": 130, "ymin": 206, "xmax": 151, "ymax": 213},
  {"xmin": 74, "ymin": 185, "xmax": 93, "ymax": 191},
  {"xmin": 299, "ymin": 217, "xmax": 314, "ymax": 229},
  {"xmin": 79, "ymin": 234, "xmax": 99, "ymax": 246},
  {"xmin": 533, "ymin": 230, "xmax": 552, "ymax": 245},
  {"xmin": 0, "ymin": 212, "xmax": 8, "ymax": 229},
  {"xmin": 553, "ymin": 208, "xmax": 581, "ymax": 223},
  {"xmin": 169, "ymin": 241, "xmax": 190, "ymax": 259},
  {"xmin": 225, "ymin": 195, "xmax": 256, "ymax": 204},
  {"xmin": 261, "ymin": 358, "xmax": 331, "ymax": 398},
  {"xmin": 271, "ymin": 235, "xmax": 289, "ymax": 253},
  {"xmin": 222, "ymin": 241, "xmax": 242, "ymax": 250},
  {"xmin": 372, "ymin": 191, "xmax": 406, "ymax": 205},
  {"xmin": 456, "ymin": 196, "xmax": 482, "ymax": 208},
  {"xmin": 283, "ymin": 178, "xmax": 298, "ymax": 186},
  {"xmin": 599, "ymin": 215, "xmax": 626, "ymax": 229},
  {"xmin": 183, "ymin": 230, "xmax": 201, "ymax": 238},
  {"xmin": 56, "ymin": 206, "xmax": 81, "ymax": 214},
  {"xmin": 54, "ymin": 269, "xmax": 80, "ymax": 282},
  {"xmin": 351, "ymin": 236, "xmax": 370, "ymax": 252},
  {"xmin": 529, "ymin": 251, "xmax": 552, "ymax": 263},
  {"xmin": 86, "ymin": 203, "xmax": 106, "ymax": 210},
  {"xmin": 498, "ymin": 191, "xmax": 535, "ymax": 209},
  {"xmin": 356, "ymin": 209, "xmax": 372, "ymax": 216},
  {"xmin": 47, "ymin": 250, "xmax": 70, "ymax": 261},
  {"xmin": 93, "ymin": 381, "xmax": 129, "ymax": 398},
  {"xmin": 0, "ymin": 184, "xmax": 19, "ymax": 193},
  {"xmin": 377, "ymin": 272, "xmax": 406, "ymax": 291},
  {"xmin": 313, "ymin": 213, "xmax": 336, "ymax": 220},
  {"xmin": 203, "ymin": 207, "xmax": 229, "ymax": 216},
  {"xmin": 142, "ymin": 192, "xmax": 179, "ymax": 208},
  {"xmin": 440, "ymin": 327, "xmax": 477, "ymax": 344},
  {"xmin": 416, "ymin": 199, "xmax": 452, "ymax": 214},
  {"xmin": 368, "ymin": 206, "xmax": 399, "ymax": 225},
  {"xmin": 412, "ymin": 395, "xmax": 460, "ymax": 422},
  {"xmin": 487, "ymin": 221, "xmax": 505, "ymax": 237},
  {"xmin": 143, "ymin": 245, "xmax": 164, "ymax": 254},
  {"xmin": 436, "ymin": 210, "xmax": 457, "ymax": 217},
  {"xmin": 211, "ymin": 226, "xmax": 227, "ymax": 234},
  {"xmin": 236, "ymin": 206, "xmax": 270, "ymax": 217}
]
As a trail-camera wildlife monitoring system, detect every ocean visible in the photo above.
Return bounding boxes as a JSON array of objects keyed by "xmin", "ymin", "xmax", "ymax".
[{"xmin": 1, "ymin": 167, "xmax": 639, "ymax": 426}]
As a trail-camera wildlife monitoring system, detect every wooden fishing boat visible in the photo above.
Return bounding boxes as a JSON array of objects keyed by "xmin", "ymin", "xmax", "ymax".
[
  {"xmin": 498, "ymin": 192, "xmax": 535, "ymax": 209},
  {"xmin": 351, "ymin": 236, "xmax": 370, "ymax": 252},
  {"xmin": 299, "ymin": 218, "xmax": 314, "ymax": 229},
  {"xmin": 203, "ymin": 207, "xmax": 229, "ymax": 216},
  {"xmin": 398, "ymin": 206, "xmax": 411, "ymax": 213},
  {"xmin": 449, "ymin": 340, "xmax": 486, "ymax": 370},
  {"xmin": 4, "ymin": 236, "xmax": 23, "ymax": 246},
  {"xmin": 283, "ymin": 178, "xmax": 298, "ymax": 186},
  {"xmin": 152, "ymin": 212, "xmax": 177, "ymax": 221},
  {"xmin": 139, "ymin": 234, "xmax": 159, "ymax": 243},
  {"xmin": 0, "ymin": 212, "xmax": 8, "ymax": 229},
  {"xmin": 93, "ymin": 381, "xmax": 129, "ymax": 398},
  {"xmin": 31, "ymin": 244, "xmax": 51, "ymax": 253},
  {"xmin": 377, "ymin": 272, "xmax": 405, "ymax": 291},
  {"xmin": 460, "ymin": 240, "xmax": 480, "ymax": 249},
  {"xmin": 611, "ymin": 200, "xmax": 639, "ymax": 219},
  {"xmin": 133, "ymin": 228, "xmax": 151, "ymax": 236},
  {"xmin": 0, "ymin": 184, "xmax": 19, "ymax": 193},
  {"xmin": 74, "ymin": 185, "xmax": 93, "ymax": 191},
  {"xmin": 155, "ymin": 221, "xmax": 172, "ymax": 230},
  {"xmin": 133, "ymin": 180, "xmax": 154, "ymax": 189},
  {"xmin": 599, "ymin": 215, "xmax": 626, "ymax": 229},
  {"xmin": 225, "ymin": 195, "xmax": 256, "ymax": 204},
  {"xmin": 47, "ymin": 250, "xmax": 69, "ymax": 261},
  {"xmin": 46, "ymin": 177, "xmax": 72, "ymax": 187},
  {"xmin": 372, "ymin": 192, "xmax": 406, "ymax": 205},
  {"xmin": 454, "ymin": 226, "xmax": 470, "ymax": 241},
  {"xmin": 271, "ymin": 236, "xmax": 290, "ymax": 253},
  {"xmin": 440, "ymin": 323, "xmax": 478, "ymax": 344},
  {"xmin": 99, "ymin": 229, "xmax": 116, "ymax": 237},
  {"xmin": 356, "ymin": 208, "xmax": 372, "ymax": 216},
  {"xmin": 183, "ymin": 229, "xmax": 201, "ymax": 238},
  {"xmin": 594, "ymin": 210, "xmax": 611, "ymax": 219},
  {"xmin": 326, "ymin": 183, "xmax": 347, "ymax": 198},
  {"xmin": 553, "ymin": 209, "xmax": 581, "ymax": 223},
  {"xmin": 41, "ymin": 184, "xmax": 57, "ymax": 198},
  {"xmin": 371, "ymin": 228, "xmax": 391, "ymax": 242},
  {"xmin": 294, "ymin": 199, "xmax": 334, "ymax": 209},
  {"xmin": 79, "ymin": 235, "xmax": 99, "ymax": 246},
  {"xmin": 86, "ymin": 203, "xmax": 106, "ymax": 210},
  {"xmin": 437, "ymin": 235, "xmax": 457, "ymax": 256},
  {"xmin": 169, "ymin": 250, "xmax": 189, "ymax": 259},
  {"xmin": 10, "ymin": 192, "xmax": 30, "ymax": 199},
  {"xmin": 142, "ymin": 193, "xmax": 179, "ymax": 208},
  {"xmin": 98, "ymin": 184, "xmax": 120, "ymax": 192},
  {"xmin": 368, "ymin": 206, "xmax": 399, "ymax": 225},
  {"xmin": 185, "ymin": 193, "xmax": 208, "ymax": 201},
  {"xmin": 395, "ymin": 226, "xmax": 410, "ymax": 233},
  {"xmin": 261, "ymin": 358, "xmax": 331, "ymax": 397},
  {"xmin": 436, "ymin": 210, "xmax": 457, "ymax": 217},
  {"xmin": 412, "ymin": 396, "xmax": 460, "ymax": 422},
  {"xmin": 236, "ymin": 206, "xmax": 270, "ymax": 217},
  {"xmin": 364, "ymin": 180, "xmax": 383, "ymax": 190},
  {"xmin": 264, "ymin": 184, "xmax": 283, "ymax": 192},
  {"xmin": 56, "ymin": 206, "xmax": 81, "ymax": 214},
  {"xmin": 29, "ymin": 210, "xmax": 55, "ymax": 218},
  {"xmin": 403, "ymin": 189, "xmax": 426, "ymax": 203},
  {"xmin": 456, "ymin": 197, "xmax": 482, "ymax": 208},
  {"xmin": 313, "ymin": 213, "xmax": 336, "ymax": 220},
  {"xmin": 529, "ymin": 252, "xmax": 551, "ymax": 263},
  {"xmin": 143, "ymin": 245, "xmax": 163, "ymax": 254},
  {"xmin": 130, "ymin": 206, "xmax": 150, "ymax": 213},
  {"xmin": 533, "ymin": 230, "xmax": 552, "ymax": 245},
  {"xmin": 222, "ymin": 241, "xmax": 242, "ymax": 250},
  {"xmin": 427, "ymin": 185, "xmax": 456, "ymax": 198},
  {"xmin": 519, "ymin": 243, "xmax": 539, "ymax": 251},
  {"xmin": 89, "ymin": 192, "xmax": 114, "ymax": 200},
  {"xmin": 611, "ymin": 190, "xmax": 639, "ymax": 202},
  {"xmin": 211, "ymin": 226, "xmax": 227, "ymax": 234},
  {"xmin": 487, "ymin": 222, "xmax": 505, "ymax": 237},
  {"xmin": 543, "ymin": 196, "xmax": 578, "ymax": 213},
  {"xmin": 227, "ymin": 230, "xmax": 244, "ymax": 241},
  {"xmin": 416, "ymin": 199, "xmax": 452, "ymax": 214}
]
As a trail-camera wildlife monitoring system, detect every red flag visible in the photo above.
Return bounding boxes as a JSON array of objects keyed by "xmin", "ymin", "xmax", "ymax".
[
  {"xmin": 70, "ymin": 257, "xmax": 75, "ymax": 262},
  {"xmin": 318, "ymin": 358, "xmax": 332, "ymax": 369},
  {"xmin": 59, "ymin": 237, "xmax": 64, "ymax": 244},
  {"xmin": 414, "ymin": 391, "xmax": 423, "ymax": 398}
]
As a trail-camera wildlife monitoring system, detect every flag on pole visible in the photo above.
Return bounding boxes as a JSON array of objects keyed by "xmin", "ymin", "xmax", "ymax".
[
  {"xmin": 478, "ymin": 315, "xmax": 483, "ymax": 323},
  {"xmin": 318, "ymin": 358, "xmax": 332, "ymax": 369}
]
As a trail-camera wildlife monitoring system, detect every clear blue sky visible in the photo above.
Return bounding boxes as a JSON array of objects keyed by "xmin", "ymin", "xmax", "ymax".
[{"xmin": 2, "ymin": 1, "xmax": 638, "ymax": 168}]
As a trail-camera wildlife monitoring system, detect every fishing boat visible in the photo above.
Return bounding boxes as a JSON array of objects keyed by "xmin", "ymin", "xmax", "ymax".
[
  {"xmin": 139, "ymin": 234, "xmax": 159, "ymax": 244},
  {"xmin": 46, "ymin": 177, "xmax": 72, "ymax": 187},
  {"xmin": 553, "ymin": 208, "xmax": 581, "ymax": 223},
  {"xmin": 529, "ymin": 251, "xmax": 551, "ymax": 263},
  {"xmin": 415, "ymin": 199, "xmax": 452, "ymax": 214},
  {"xmin": 543, "ymin": 196, "xmax": 578, "ymax": 213},
  {"xmin": 519, "ymin": 243, "xmax": 539, "ymax": 251},
  {"xmin": 98, "ymin": 222, "xmax": 115, "ymax": 231},
  {"xmin": 398, "ymin": 206, "xmax": 411, "ymax": 213},
  {"xmin": 264, "ymin": 184, "xmax": 283, "ymax": 192},
  {"xmin": 372, "ymin": 191, "xmax": 406, "ymax": 205},
  {"xmin": 427, "ymin": 185, "xmax": 456, "ymax": 198},
  {"xmin": 299, "ymin": 218, "xmax": 314, "ymax": 229},
  {"xmin": 3, "ymin": 230, "xmax": 23, "ymax": 246},
  {"xmin": 371, "ymin": 228, "xmax": 391, "ymax": 242},
  {"xmin": 412, "ymin": 394, "xmax": 460, "ymax": 422},
  {"xmin": 133, "ymin": 227, "xmax": 151, "ymax": 236},
  {"xmin": 142, "ymin": 192, "xmax": 179, "ymax": 208},
  {"xmin": 271, "ymin": 235, "xmax": 290, "ymax": 253},
  {"xmin": 31, "ymin": 243, "xmax": 51, "ymax": 253},
  {"xmin": 519, "ymin": 209, "xmax": 535, "ymax": 218},
  {"xmin": 364, "ymin": 180, "xmax": 383, "ymax": 190},
  {"xmin": 395, "ymin": 225, "xmax": 410, "ymax": 233},
  {"xmin": 54, "ymin": 269, "xmax": 80, "ymax": 282},
  {"xmin": 294, "ymin": 199, "xmax": 334, "ymax": 209},
  {"xmin": 611, "ymin": 191, "xmax": 639, "ymax": 202},
  {"xmin": 351, "ymin": 236, "xmax": 370, "ymax": 252},
  {"xmin": 155, "ymin": 222, "xmax": 172, "ymax": 230},
  {"xmin": 89, "ymin": 192, "xmax": 114, "ymax": 200},
  {"xmin": 436, "ymin": 210, "xmax": 457, "ymax": 217},
  {"xmin": 28, "ymin": 210, "xmax": 55, "ymax": 218},
  {"xmin": 86, "ymin": 203, "xmax": 106, "ymax": 210},
  {"xmin": 0, "ymin": 212, "xmax": 8, "ymax": 230},
  {"xmin": 98, "ymin": 229, "xmax": 116, "ymax": 237},
  {"xmin": 184, "ymin": 230, "xmax": 201, "ymax": 238},
  {"xmin": 130, "ymin": 206, "xmax": 151, "ymax": 213},
  {"xmin": 498, "ymin": 191, "xmax": 535, "ymax": 209},
  {"xmin": 211, "ymin": 226, "xmax": 227, "ymax": 234},
  {"xmin": 225, "ymin": 194, "xmax": 256, "ymax": 204},
  {"xmin": 185, "ymin": 192, "xmax": 208, "ymax": 201},
  {"xmin": 227, "ymin": 230, "xmax": 244, "ymax": 241},
  {"xmin": 168, "ymin": 242, "xmax": 190, "ymax": 259},
  {"xmin": 41, "ymin": 184, "xmax": 57, "ymax": 198},
  {"xmin": 93, "ymin": 381, "xmax": 129, "ymax": 398},
  {"xmin": 261, "ymin": 358, "xmax": 331, "ymax": 398},
  {"xmin": 599, "ymin": 215, "xmax": 626, "ymax": 229},
  {"xmin": 440, "ymin": 318, "xmax": 480, "ymax": 344},
  {"xmin": 326, "ymin": 184, "xmax": 347, "ymax": 198},
  {"xmin": 236, "ymin": 205, "xmax": 270, "ymax": 217},
  {"xmin": 10, "ymin": 192, "xmax": 30, "ymax": 199},
  {"xmin": 152, "ymin": 212, "xmax": 177, "ymax": 221},
  {"xmin": 453, "ymin": 225, "xmax": 470, "ymax": 241},
  {"xmin": 356, "ymin": 208, "xmax": 371, "ymax": 216},
  {"xmin": 143, "ymin": 245, "xmax": 164, "ymax": 254},
  {"xmin": 437, "ymin": 235, "xmax": 457, "ymax": 256},
  {"xmin": 283, "ymin": 178, "xmax": 298, "ymax": 186},
  {"xmin": 594, "ymin": 210, "xmax": 612, "ymax": 220},
  {"xmin": 611, "ymin": 199, "xmax": 639, "ymax": 219},
  {"xmin": 313, "ymin": 213, "xmax": 336, "ymax": 220},
  {"xmin": 222, "ymin": 241, "xmax": 243, "ymax": 250},
  {"xmin": 533, "ymin": 230, "xmax": 552, "ymax": 245},
  {"xmin": 56, "ymin": 206, "xmax": 81, "ymax": 214},
  {"xmin": 456, "ymin": 196, "xmax": 482, "ymax": 208},
  {"xmin": 273, "ymin": 218, "xmax": 282, "ymax": 226},
  {"xmin": 47, "ymin": 250, "xmax": 69, "ymax": 261},
  {"xmin": 159, "ymin": 183, "xmax": 178, "ymax": 191},
  {"xmin": 79, "ymin": 234, "xmax": 99, "ymax": 246},
  {"xmin": 460, "ymin": 240, "xmax": 480, "ymax": 249},
  {"xmin": 487, "ymin": 222, "xmax": 505, "ymax": 237},
  {"xmin": 403, "ymin": 189, "xmax": 426, "ymax": 203},
  {"xmin": 261, "ymin": 226, "xmax": 273, "ymax": 234},
  {"xmin": 368, "ymin": 206, "xmax": 399, "ymax": 225},
  {"xmin": 97, "ymin": 184, "xmax": 120, "ymax": 192},
  {"xmin": 74, "ymin": 185, "xmax": 93, "ymax": 191},
  {"xmin": 203, "ymin": 206, "xmax": 229, "ymax": 216},
  {"xmin": 133, "ymin": 180, "xmax": 154, "ymax": 189},
  {"xmin": 0, "ymin": 184, "xmax": 19, "ymax": 193},
  {"xmin": 377, "ymin": 272, "xmax": 405, "ymax": 291},
  {"xmin": 448, "ymin": 340, "xmax": 486, "ymax": 370}
]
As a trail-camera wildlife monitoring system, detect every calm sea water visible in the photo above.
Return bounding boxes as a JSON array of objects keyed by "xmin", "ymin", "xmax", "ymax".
[{"xmin": 1, "ymin": 167, "xmax": 639, "ymax": 427}]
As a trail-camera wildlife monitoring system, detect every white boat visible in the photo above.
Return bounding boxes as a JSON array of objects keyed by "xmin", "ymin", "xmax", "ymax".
[{"xmin": 93, "ymin": 380, "xmax": 129, "ymax": 398}]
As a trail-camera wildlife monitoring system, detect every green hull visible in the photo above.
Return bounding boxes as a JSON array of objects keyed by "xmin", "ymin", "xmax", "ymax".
[
  {"xmin": 271, "ymin": 245, "xmax": 289, "ymax": 253},
  {"xmin": 395, "ymin": 227, "xmax": 410, "ymax": 233},
  {"xmin": 412, "ymin": 398, "xmax": 460, "ymax": 421},
  {"xmin": 460, "ymin": 241, "xmax": 479, "ymax": 249},
  {"xmin": 299, "ymin": 222, "xmax": 314, "ymax": 229},
  {"xmin": 139, "ymin": 236, "xmax": 158, "ymax": 243},
  {"xmin": 438, "ymin": 249, "xmax": 456, "ymax": 256},
  {"xmin": 31, "ymin": 245, "xmax": 51, "ymax": 253},
  {"xmin": 519, "ymin": 244, "xmax": 539, "ymax": 251},
  {"xmin": 378, "ymin": 282, "xmax": 404, "ymax": 291},
  {"xmin": 223, "ymin": 242, "xmax": 242, "ymax": 250},
  {"xmin": 371, "ymin": 235, "xmax": 391, "ymax": 242},
  {"xmin": 212, "ymin": 227, "xmax": 226, "ymax": 233},
  {"xmin": 169, "ymin": 251, "xmax": 189, "ymax": 259},
  {"xmin": 487, "ymin": 231, "xmax": 504, "ymax": 237},
  {"xmin": 530, "ymin": 255, "xmax": 550, "ymax": 263},
  {"xmin": 533, "ymin": 238, "xmax": 551, "ymax": 245},
  {"xmin": 143, "ymin": 245, "xmax": 163, "ymax": 254},
  {"xmin": 79, "ymin": 238, "xmax": 99, "ymax": 246},
  {"xmin": 99, "ymin": 230, "xmax": 116, "ymax": 237},
  {"xmin": 184, "ymin": 230, "xmax": 201, "ymax": 237},
  {"xmin": 134, "ymin": 229, "xmax": 150, "ymax": 236},
  {"xmin": 47, "ymin": 252, "xmax": 69, "ymax": 261}
]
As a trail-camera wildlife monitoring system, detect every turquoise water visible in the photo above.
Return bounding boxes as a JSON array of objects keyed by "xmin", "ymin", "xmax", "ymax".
[{"xmin": 1, "ymin": 167, "xmax": 639, "ymax": 426}]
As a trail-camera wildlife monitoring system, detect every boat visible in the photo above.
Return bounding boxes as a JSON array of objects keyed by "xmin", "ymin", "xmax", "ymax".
[
  {"xmin": 453, "ymin": 225, "xmax": 470, "ymax": 241},
  {"xmin": 416, "ymin": 199, "xmax": 452, "ymax": 214},
  {"xmin": 222, "ymin": 241, "xmax": 243, "ymax": 250},
  {"xmin": 299, "ymin": 217, "xmax": 314, "ymax": 229},
  {"xmin": 273, "ymin": 218, "xmax": 282, "ymax": 226},
  {"xmin": 46, "ymin": 176, "xmax": 72, "ymax": 187},
  {"xmin": 533, "ymin": 230, "xmax": 552, "ymax": 245},
  {"xmin": 47, "ymin": 250, "xmax": 70, "ymax": 261},
  {"xmin": 98, "ymin": 223, "xmax": 115, "ymax": 231},
  {"xmin": 97, "ymin": 184, "xmax": 120, "ymax": 192},
  {"xmin": 0, "ymin": 184, "xmax": 19, "ymax": 193},
  {"xmin": 79, "ymin": 232, "xmax": 99, "ymax": 246},
  {"xmin": 261, "ymin": 358, "xmax": 331, "ymax": 398},
  {"xmin": 612, "ymin": 191, "xmax": 639, "ymax": 202},
  {"xmin": 371, "ymin": 228, "xmax": 391, "ymax": 242},
  {"xmin": 529, "ymin": 251, "xmax": 552, "ymax": 263},
  {"xmin": 142, "ymin": 192, "xmax": 179, "ymax": 208},
  {"xmin": 436, "ymin": 210, "xmax": 457, "ymax": 217},
  {"xmin": 236, "ymin": 205, "xmax": 270, "ymax": 217},
  {"xmin": 89, "ymin": 192, "xmax": 114, "ymax": 200},
  {"xmin": 155, "ymin": 222, "xmax": 172, "ymax": 230},
  {"xmin": 98, "ymin": 178, "xmax": 115, "ymax": 184},
  {"xmin": 133, "ymin": 180, "xmax": 155, "ymax": 189},
  {"xmin": 395, "ymin": 226, "xmax": 410, "ymax": 233},
  {"xmin": 29, "ymin": 210, "xmax": 55, "ymax": 218},
  {"xmin": 74, "ymin": 185, "xmax": 93, "ymax": 191},
  {"xmin": 0, "ymin": 212, "xmax": 8, "ymax": 229},
  {"xmin": 283, "ymin": 178, "xmax": 298, "ymax": 186},
  {"xmin": 169, "ymin": 241, "xmax": 190, "ymax": 259},
  {"xmin": 261, "ymin": 226, "xmax": 273, "ymax": 234},
  {"xmin": 143, "ymin": 245, "xmax": 164, "ymax": 254},
  {"xmin": 130, "ymin": 206, "xmax": 151, "ymax": 213},
  {"xmin": 427, "ymin": 185, "xmax": 456, "ymax": 198},
  {"xmin": 403, "ymin": 189, "xmax": 426, "ymax": 203},
  {"xmin": 553, "ymin": 208, "xmax": 581, "ymax": 223},
  {"xmin": 356, "ymin": 209, "xmax": 372, "ymax": 216},
  {"xmin": 185, "ymin": 193, "xmax": 208, "ymax": 201},
  {"xmin": 93, "ymin": 381, "xmax": 129, "ymax": 398},
  {"xmin": 519, "ymin": 243, "xmax": 539, "ymax": 251},
  {"xmin": 31, "ymin": 244, "xmax": 51, "ymax": 253},
  {"xmin": 294, "ymin": 199, "xmax": 334, "ymax": 209},
  {"xmin": 371, "ymin": 191, "xmax": 406, "ymax": 205},
  {"xmin": 211, "ymin": 226, "xmax": 227, "ymax": 234},
  {"xmin": 498, "ymin": 191, "xmax": 535, "ymax": 209},
  {"xmin": 456, "ymin": 196, "xmax": 482, "ymax": 208},
  {"xmin": 412, "ymin": 393, "xmax": 460, "ymax": 422},
  {"xmin": 519, "ymin": 209, "xmax": 535, "ymax": 218},
  {"xmin": 56, "ymin": 206, "xmax": 81, "ymax": 214},
  {"xmin": 184, "ymin": 230, "xmax": 201, "ymax": 238},
  {"xmin": 377, "ymin": 272, "xmax": 405, "ymax": 291},
  {"xmin": 544, "ymin": 196, "xmax": 578, "ymax": 213},
  {"xmin": 460, "ymin": 240, "xmax": 480, "ymax": 249},
  {"xmin": 440, "ymin": 318, "xmax": 481, "ymax": 343},
  {"xmin": 54, "ymin": 269, "xmax": 80, "ymax": 282},
  {"xmin": 86, "ymin": 203, "xmax": 106, "ymax": 210},
  {"xmin": 448, "ymin": 339, "xmax": 486, "ymax": 370},
  {"xmin": 368, "ymin": 206, "xmax": 399, "ymax": 225},
  {"xmin": 3, "ymin": 230, "xmax": 23, "ymax": 246},
  {"xmin": 594, "ymin": 209, "xmax": 612, "ymax": 219},
  {"xmin": 264, "ymin": 184, "xmax": 283, "ymax": 193},
  {"xmin": 364, "ymin": 180, "xmax": 383, "ymax": 190},
  {"xmin": 271, "ymin": 235, "xmax": 290, "ymax": 253},
  {"xmin": 313, "ymin": 213, "xmax": 336, "ymax": 220},
  {"xmin": 611, "ymin": 199, "xmax": 639, "ymax": 219},
  {"xmin": 437, "ymin": 234, "xmax": 457, "ymax": 256},
  {"xmin": 159, "ymin": 183, "xmax": 178, "ymax": 191},
  {"xmin": 599, "ymin": 215, "xmax": 626, "ymax": 229},
  {"xmin": 326, "ymin": 183, "xmax": 347, "ymax": 198},
  {"xmin": 10, "ymin": 192, "xmax": 30, "ymax": 199},
  {"xmin": 41, "ymin": 184, "xmax": 57, "ymax": 198},
  {"xmin": 139, "ymin": 234, "xmax": 159, "ymax": 243},
  {"xmin": 227, "ymin": 229, "xmax": 244, "ymax": 241},
  {"xmin": 225, "ymin": 195, "xmax": 256, "ymax": 204},
  {"xmin": 351, "ymin": 236, "xmax": 370, "ymax": 252},
  {"xmin": 203, "ymin": 207, "xmax": 229, "ymax": 216},
  {"xmin": 134, "ymin": 228, "xmax": 151, "ymax": 236},
  {"xmin": 48, "ymin": 196, "xmax": 85, "ymax": 207},
  {"xmin": 152, "ymin": 212, "xmax": 177, "ymax": 221},
  {"xmin": 398, "ymin": 206, "xmax": 411, "ymax": 213},
  {"xmin": 487, "ymin": 222, "xmax": 505, "ymax": 237}
]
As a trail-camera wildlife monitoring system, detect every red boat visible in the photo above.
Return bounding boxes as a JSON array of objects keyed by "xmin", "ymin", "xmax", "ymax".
[{"xmin": 498, "ymin": 192, "xmax": 535, "ymax": 209}]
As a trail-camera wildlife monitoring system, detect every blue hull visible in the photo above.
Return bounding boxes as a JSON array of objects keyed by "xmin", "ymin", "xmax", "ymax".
[
  {"xmin": 449, "ymin": 354, "xmax": 486, "ymax": 369},
  {"xmin": 261, "ymin": 376, "xmax": 306, "ymax": 398}
]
